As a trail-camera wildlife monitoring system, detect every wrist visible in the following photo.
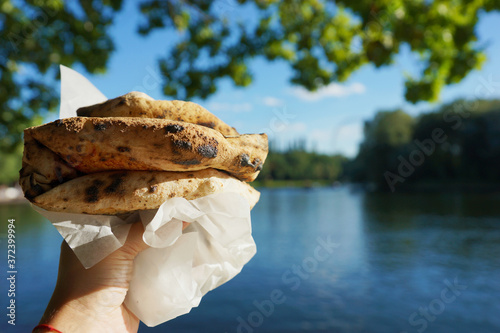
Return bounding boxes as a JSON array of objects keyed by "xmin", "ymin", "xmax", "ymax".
[
  {"xmin": 39, "ymin": 299, "xmax": 100, "ymax": 333},
  {"xmin": 40, "ymin": 287, "xmax": 131, "ymax": 333},
  {"xmin": 33, "ymin": 324, "xmax": 63, "ymax": 333}
]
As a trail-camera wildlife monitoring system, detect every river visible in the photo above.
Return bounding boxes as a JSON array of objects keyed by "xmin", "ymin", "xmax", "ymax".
[{"xmin": 1, "ymin": 187, "xmax": 499, "ymax": 332}]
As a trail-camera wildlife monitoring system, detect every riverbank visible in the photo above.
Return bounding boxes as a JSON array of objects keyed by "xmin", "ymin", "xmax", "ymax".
[{"xmin": 252, "ymin": 180, "xmax": 500, "ymax": 193}]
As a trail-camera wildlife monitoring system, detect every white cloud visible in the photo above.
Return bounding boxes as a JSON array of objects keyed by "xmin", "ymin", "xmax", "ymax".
[
  {"xmin": 262, "ymin": 96, "xmax": 285, "ymax": 107},
  {"xmin": 206, "ymin": 102, "xmax": 252, "ymax": 112},
  {"xmin": 291, "ymin": 82, "xmax": 366, "ymax": 101}
]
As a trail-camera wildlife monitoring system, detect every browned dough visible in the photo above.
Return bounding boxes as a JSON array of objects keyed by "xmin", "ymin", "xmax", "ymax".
[
  {"xmin": 26, "ymin": 117, "xmax": 268, "ymax": 182},
  {"xmin": 33, "ymin": 169, "xmax": 260, "ymax": 215},
  {"xmin": 77, "ymin": 92, "xmax": 239, "ymax": 136}
]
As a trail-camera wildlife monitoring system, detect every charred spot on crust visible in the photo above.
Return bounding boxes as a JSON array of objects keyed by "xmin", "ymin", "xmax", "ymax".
[
  {"xmin": 197, "ymin": 144, "xmax": 218, "ymax": 158},
  {"xmin": 76, "ymin": 145, "xmax": 83, "ymax": 153},
  {"xmin": 173, "ymin": 140, "xmax": 192, "ymax": 150},
  {"xmin": 63, "ymin": 198, "xmax": 69, "ymax": 202},
  {"xmin": 149, "ymin": 185, "xmax": 158, "ymax": 193},
  {"xmin": 105, "ymin": 178, "xmax": 123, "ymax": 194},
  {"xmin": 240, "ymin": 154, "xmax": 263, "ymax": 170},
  {"xmin": 117, "ymin": 146, "xmax": 131, "ymax": 153},
  {"xmin": 104, "ymin": 173, "xmax": 127, "ymax": 194},
  {"xmin": 153, "ymin": 143, "xmax": 164, "ymax": 148},
  {"xmin": 156, "ymin": 114, "xmax": 166, "ymax": 119},
  {"xmin": 165, "ymin": 124, "xmax": 184, "ymax": 134},
  {"xmin": 116, "ymin": 99, "xmax": 126, "ymax": 107},
  {"xmin": 240, "ymin": 153, "xmax": 251, "ymax": 167},
  {"xmin": 85, "ymin": 180, "xmax": 104, "ymax": 203},
  {"xmin": 94, "ymin": 123, "xmax": 107, "ymax": 131},
  {"xmin": 142, "ymin": 124, "xmax": 149, "ymax": 130},
  {"xmin": 54, "ymin": 119, "xmax": 64, "ymax": 127},
  {"xmin": 174, "ymin": 159, "xmax": 201, "ymax": 165},
  {"xmin": 198, "ymin": 121, "xmax": 216, "ymax": 129}
]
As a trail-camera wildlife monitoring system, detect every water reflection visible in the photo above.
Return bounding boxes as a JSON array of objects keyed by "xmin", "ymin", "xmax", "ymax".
[{"xmin": 359, "ymin": 190, "xmax": 500, "ymax": 333}]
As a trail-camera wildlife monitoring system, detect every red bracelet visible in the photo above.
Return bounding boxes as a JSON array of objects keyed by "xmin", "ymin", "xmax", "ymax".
[{"xmin": 32, "ymin": 324, "xmax": 63, "ymax": 333}]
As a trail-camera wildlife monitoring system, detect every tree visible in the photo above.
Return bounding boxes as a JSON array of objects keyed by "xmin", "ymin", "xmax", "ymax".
[
  {"xmin": 362, "ymin": 109, "xmax": 414, "ymax": 148},
  {"xmin": 1, "ymin": 0, "xmax": 499, "ymax": 183},
  {"xmin": 256, "ymin": 144, "xmax": 346, "ymax": 183},
  {"xmin": 1, "ymin": 0, "xmax": 122, "ymax": 183},
  {"xmin": 139, "ymin": 0, "xmax": 495, "ymax": 101},
  {"xmin": 348, "ymin": 99, "xmax": 500, "ymax": 191},
  {"xmin": 351, "ymin": 109, "xmax": 414, "ymax": 186}
]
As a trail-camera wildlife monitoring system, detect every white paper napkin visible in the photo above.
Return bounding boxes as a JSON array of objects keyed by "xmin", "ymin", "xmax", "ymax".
[
  {"xmin": 33, "ymin": 66, "xmax": 257, "ymax": 326},
  {"xmin": 59, "ymin": 65, "xmax": 107, "ymax": 119}
]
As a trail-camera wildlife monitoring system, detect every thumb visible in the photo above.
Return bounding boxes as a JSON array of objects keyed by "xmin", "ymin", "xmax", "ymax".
[{"xmin": 121, "ymin": 221, "xmax": 149, "ymax": 256}]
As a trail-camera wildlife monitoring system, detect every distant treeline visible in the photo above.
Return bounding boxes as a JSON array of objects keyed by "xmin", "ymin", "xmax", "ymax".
[
  {"xmin": 257, "ymin": 140, "xmax": 347, "ymax": 184},
  {"xmin": 345, "ymin": 99, "xmax": 500, "ymax": 192},
  {"xmin": 2, "ymin": 99, "xmax": 499, "ymax": 192}
]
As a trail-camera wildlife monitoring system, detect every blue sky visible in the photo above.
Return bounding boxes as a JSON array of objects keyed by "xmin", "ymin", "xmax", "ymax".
[{"xmin": 74, "ymin": 3, "xmax": 500, "ymax": 157}]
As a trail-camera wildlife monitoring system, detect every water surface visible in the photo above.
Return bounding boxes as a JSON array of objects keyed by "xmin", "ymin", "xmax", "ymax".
[{"xmin": 1, "ymin": 187, "xmax": 499, "ymax": 332}]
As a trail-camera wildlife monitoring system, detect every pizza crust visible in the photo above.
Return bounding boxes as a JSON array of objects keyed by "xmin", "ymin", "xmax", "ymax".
[
  {"xmin": 26, "ymin": 117, "xmax": 267, "ymax": 182},
  {"xmin": 32, "ymin": 169, "xmax": 260, "ymax": 215},
  {"xmin": 77, "ymin": 92, "xmax": 239, "ymax": 136},
  {"xmin": 21, "ymin": 92, "xmax": 267, "ymax": 214}
]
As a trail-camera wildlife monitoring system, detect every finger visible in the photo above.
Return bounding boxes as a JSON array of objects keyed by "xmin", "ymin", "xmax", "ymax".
[
  {"xmin": 59, "ymin": 240, "xmax": 85, "ymax": 270},
  {"xmin": 122, "ymin": 221, "xmax": 149, "ymax": 255}
]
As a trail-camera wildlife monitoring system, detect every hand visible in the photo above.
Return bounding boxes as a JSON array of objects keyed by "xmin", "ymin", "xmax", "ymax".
[{"xmin": 37, "ymin": 221, "xmax": 150, "ymax": 333}]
